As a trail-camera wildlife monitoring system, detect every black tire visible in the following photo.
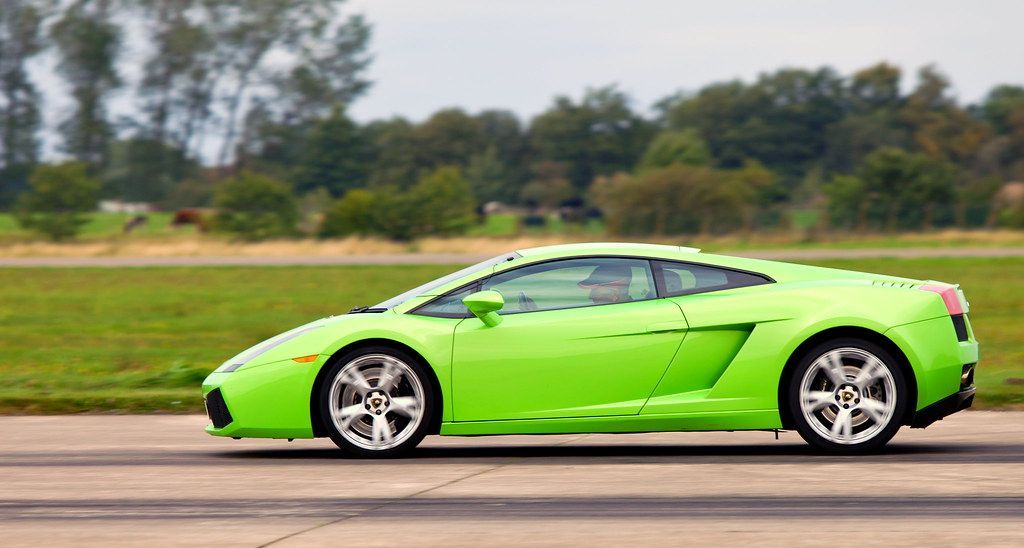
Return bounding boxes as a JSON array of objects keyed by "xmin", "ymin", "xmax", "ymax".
[
  {"xmin": 319, "ymin": 346, "xmax": 435, "ymax": 458},
  {"xmin": 787, "ymin": 338, "xmax": 908, "ymax": 454}
]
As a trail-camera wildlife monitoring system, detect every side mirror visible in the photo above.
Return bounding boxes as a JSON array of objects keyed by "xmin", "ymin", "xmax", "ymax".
[{"xmin": 463, "ymin": 290, "xmax": 504, "ymax": 327}]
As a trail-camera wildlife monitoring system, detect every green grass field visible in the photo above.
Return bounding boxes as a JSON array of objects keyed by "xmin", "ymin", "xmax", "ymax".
[
  {"xmin": 0, "ymin": 258, "xmax": 1020, "ymax": 413},
  {"xmin": 0, "ymin": 212, "xmax": 192, "ymax": 242},
  {"xmin": 464, "ymin": 213, "xmax": 606, "ymax": 237}
]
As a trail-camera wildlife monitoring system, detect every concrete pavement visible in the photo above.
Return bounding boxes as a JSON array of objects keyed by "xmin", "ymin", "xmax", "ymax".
[{"xmin": 1, "ymin": 412, "xmax": 1022, "ymax": 546}]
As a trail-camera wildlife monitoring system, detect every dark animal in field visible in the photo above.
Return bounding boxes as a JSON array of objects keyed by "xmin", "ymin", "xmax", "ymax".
[
  {"xmin": 122, "ymin": 215, "xmax": 149, "ymax": 234},
  {"xmin": 171, "ymin": 209, "xmax": 210, "ymax": 232}
]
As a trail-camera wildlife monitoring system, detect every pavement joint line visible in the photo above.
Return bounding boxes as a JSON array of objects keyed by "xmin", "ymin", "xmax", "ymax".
[
  {"xmin": 257, "ymin": 434, "xmax": 590, "ymax": 547},
  {"xmin": 256, "ymin": 465, "xmax": 504, "ymax": 547}
]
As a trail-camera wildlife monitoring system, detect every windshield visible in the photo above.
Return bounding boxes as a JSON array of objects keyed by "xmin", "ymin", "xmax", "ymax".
[{"xmin": 372, "ymin": 252, "xmax": 521, "ymax": 309}]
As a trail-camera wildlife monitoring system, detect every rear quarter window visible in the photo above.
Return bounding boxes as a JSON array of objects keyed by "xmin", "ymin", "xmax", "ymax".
[{"xmin": 653, "ymin": 260, "xmax": 771, "ymax": 297}]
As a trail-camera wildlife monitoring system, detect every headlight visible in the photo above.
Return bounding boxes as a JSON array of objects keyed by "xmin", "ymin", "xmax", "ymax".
[{"xmin": 218, "ymin": 325, "xmax": 323, "ymax": 372}]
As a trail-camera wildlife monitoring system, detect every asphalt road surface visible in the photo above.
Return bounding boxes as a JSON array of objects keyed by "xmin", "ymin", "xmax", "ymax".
[
  {"xmin": 1, "ymin": 412, "xmax": 1022, "ymax": 546},
  {"xmin": 1, "ymin": 246, "xmax": 1023, "ymax": 267}
]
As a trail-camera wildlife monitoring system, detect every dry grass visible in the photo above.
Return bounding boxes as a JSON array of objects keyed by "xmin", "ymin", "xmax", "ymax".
[
  {"xmin": 0, "ymin": 234, "xmax": 641, "ymax": 258},
  {"xmin": 0, "ymin": 229, "xmax": 1023, "ymax": 258}
]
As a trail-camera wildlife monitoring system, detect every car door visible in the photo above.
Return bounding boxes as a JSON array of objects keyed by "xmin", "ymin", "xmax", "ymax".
[
  {"xmin": 449, "ymin": 257, "xmax": 688, "ymax": 421},
  {"xmin": 641, "ymin": 259, "xmax": 775, "ymax": 415}
]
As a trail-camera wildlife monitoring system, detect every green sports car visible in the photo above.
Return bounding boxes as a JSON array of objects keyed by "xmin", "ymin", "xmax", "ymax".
[{"xmin": 202, "ymin": 243, "xmax": 978, "ymax": 456}]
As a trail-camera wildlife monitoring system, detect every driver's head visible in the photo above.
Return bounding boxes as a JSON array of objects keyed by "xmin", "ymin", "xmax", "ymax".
[{"xmin": 578, "ymin": 264, "xmax": 632, "ymax": 304}]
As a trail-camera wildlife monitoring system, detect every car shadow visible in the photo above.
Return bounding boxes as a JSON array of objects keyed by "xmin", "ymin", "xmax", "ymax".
[{"xmin": 215, "ymin": 441, "xmax": 999, "ymax": 464}]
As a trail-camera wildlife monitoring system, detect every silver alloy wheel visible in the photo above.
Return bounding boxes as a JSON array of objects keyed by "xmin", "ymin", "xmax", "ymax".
[
  {"xmin": 328, "ymin": 353, "xmax": 425, "ymax": 451},
  {"xmin": 798, "ymin": 347, "xmax": 897, "ymax": 445}
]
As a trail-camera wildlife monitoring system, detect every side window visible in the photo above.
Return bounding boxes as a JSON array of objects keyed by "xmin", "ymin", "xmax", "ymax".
[
  {"xmin": 483, "ymin": 258, "xmax": 655, "ymax": 314},
  {"xmin": 412, "ymin": 285, "xmax": 477, "ymax": 318},
  {"xmin": 653, "ymin": 260, "xmax": 770, "ymax": 297}
]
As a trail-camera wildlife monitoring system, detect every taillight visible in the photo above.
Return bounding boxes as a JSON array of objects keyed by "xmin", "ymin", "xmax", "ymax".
[
  {"xmin": 920, "ymin": 283, "xmax": 970, "ymax": 341},
  {"xmin": 919, "ymin": 284, "xmax": 964, "ymax": 315}
]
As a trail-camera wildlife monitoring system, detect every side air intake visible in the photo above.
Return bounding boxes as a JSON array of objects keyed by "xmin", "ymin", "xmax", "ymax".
[{"xmin": 204, "ymin": 389, "xmax": 233, "ymax": 429}]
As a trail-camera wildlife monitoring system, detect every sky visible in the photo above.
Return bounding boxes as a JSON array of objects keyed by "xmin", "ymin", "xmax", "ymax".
[
  {"xmin": 32, "ymin": 0, "xmax": 1024, "ymax": 160},
  {"xmin": 343, "ymin": 0, "xmax": 1024, "ymax": 122}
]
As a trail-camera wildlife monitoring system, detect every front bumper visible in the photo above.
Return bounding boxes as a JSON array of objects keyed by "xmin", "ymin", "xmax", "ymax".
[
  {"xmin": 910, "ymin": 386, "xmax": 976, "ymax": 428},
  {"xmin": 202, "ymin": 357, "xmax": 324, "ymax": 439}
]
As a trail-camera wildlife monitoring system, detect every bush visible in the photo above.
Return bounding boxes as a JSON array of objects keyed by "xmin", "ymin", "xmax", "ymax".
[
  {"xmin": 593, "ymin": 163, "xmax": 768, "ymax": 235},
  {"xmin": 15, "ymin": 162, "xmax": 100, "ymax": 241},
  {"xmin": 319, "ymin": 189, "xmax": 377, "ymax": 237},
  {"xmin": 318, "ymin": 166, "xmax": 477, "ymax": 240},
  {"xmin": 213, "ymin": 172, "xmax": 298, "ymax": 240},
  {"xmin": 407, "ymin": 166, "xmax": 477, "ymax": 236},
  {"xmin": 824, "ymin": 147, "xmax": 956, "ymax": 231}
]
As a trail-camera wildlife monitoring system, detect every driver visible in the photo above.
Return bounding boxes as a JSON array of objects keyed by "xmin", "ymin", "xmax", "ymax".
[{"xmin": 578, "ymin": 264, "xmax": 633, "ymax": 305}]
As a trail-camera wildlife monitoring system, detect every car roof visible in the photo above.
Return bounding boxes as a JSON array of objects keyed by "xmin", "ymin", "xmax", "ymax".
[
  {"xmin": 392, "ymin": 242, "xmax": 922, "ymax": 314},
  {"xmin": 515, "ymin": 242, "xmax": 701, "ymax": 259},
  {"xmin": 507, "ymin": 242, "xmax": 893, "ymax": 284}
]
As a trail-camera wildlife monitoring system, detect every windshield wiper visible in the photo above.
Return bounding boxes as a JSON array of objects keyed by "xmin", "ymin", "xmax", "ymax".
[{"xmin": 348, "ymin": 306, "xmax": 388, "ymax": 314}]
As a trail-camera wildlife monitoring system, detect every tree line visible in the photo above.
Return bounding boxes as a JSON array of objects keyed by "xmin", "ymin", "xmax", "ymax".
[{"xmin": 3, "ymin": 1, "xmax": 1024, "ymax": 240}]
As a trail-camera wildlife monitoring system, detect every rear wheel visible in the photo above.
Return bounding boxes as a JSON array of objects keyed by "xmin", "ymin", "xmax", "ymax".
[
  {"xmin": 319, "ymin": 347, "xmax": 433, "ymax": 458},
  {"xmin": 787, "ymin": 339, "xmax": 908, "ymax": 453}
]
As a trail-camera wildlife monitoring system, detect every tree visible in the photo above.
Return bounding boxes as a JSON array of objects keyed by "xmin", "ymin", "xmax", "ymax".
[
  {"xmin": 0, "ymin": 0, "xmax": 51, "ymax": 205},
  {"xmin": 899, "ymin": 66, "xmax": 986, "ymax": 165},
  {"xmin": 213, "ymin": 171, "xmax": 297, "ymax": 240},
  {"xmin": 529, "ymin": 86, "xmax": 653, "ymax": 190},
  {"xmin": 848, "ymin": 62, "xmax": 902, "ymax": 111},
  {"xmin": 520, "ymin": 161, "xmax": 574, "ymax": 209},
  {"xmin": 821, "ymin": 63, "xmax": 910, "ymax": 172},
  {"xmin": 981, "ymin": 85, "xmax": 1024, "ymax": 135},
  {"xmin": 292, "ymin": 106, "xmax": 369, "ymax": 196},
  {"xmin": 212, "ymin": 0, "xmax": 372, "ymax": 165},
  {"xmin": 824, "ymin": 110, "xmax": 909, "ymax": 173},
  {"xmin": 14, "ymin": 162, "xmax": 100, "ymax": 241},
  {"xmin": 661, "ymin": 80, "xmax": 749, "ymax": 165},
  {"xmin": 51, "ymin": 0, "xmax": 122, "ymax": 166},
  {"xmin": 133, "ymin": 0, "xmax": 212, "ymax": 158},
  {"xmin": 406, "ymin": 166, "xmax": 476, "ymax": 236},
  {"xmin": 661, "ymin": 67, "xmax": 846, "ymax": 177},
  {"xmin": 465, "ymin": 146, "xmax": 513, "ymax": 204},
  {"xmin": 822, "ymin": 174, "xmax": 869, "ymax": 230},
  {"xmin": 412, "ymin": 108, "xmax": 485, "ymax": 172},
  {"xmin": 269, "ymin": 13, "xmax": 371, "ymax": 124},
  {"xmin": 855, "ymin": 147, "xmax": 956, "ymax": 230},
  {"xmin": 637, "ymin": 130, "xmax": 711, "ymax": 170},
  {"xmin": 101, "ymin": 138, "xmax": 199, "ymax": 203},
  {"xmin": 363, "ymin": 117, "xmax": 419, "ymax": 188},
  {"xmin": 970, "ymin": 86, "xmax": 1024, "ymax": 185},
  {"xmin": 363, "ymin": 108, "xmax": 524, "ymax": 196},
  {"xmin": 476, "ymin": 109, "xmax": 528, "ymax": 197},
  {"xmin": 741, "ymin": 67, "xmax": 847, "ymax": 177}
]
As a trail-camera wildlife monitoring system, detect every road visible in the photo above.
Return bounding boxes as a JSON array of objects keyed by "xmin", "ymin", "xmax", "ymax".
[
  {"xmin": 1, "ymin": 246, "xmax": 1023, "ymax": 267},
  {"xmin": 1, "ymin": 412, "xmax": 1022, "ymax": 546}
]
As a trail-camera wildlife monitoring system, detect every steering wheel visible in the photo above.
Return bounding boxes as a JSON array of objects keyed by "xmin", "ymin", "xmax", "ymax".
[{"xmin": 517, "ymin": 290, "xmax": 538, "ymax": 311}]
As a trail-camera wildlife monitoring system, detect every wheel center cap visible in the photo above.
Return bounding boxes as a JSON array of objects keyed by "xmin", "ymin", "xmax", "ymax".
[
  {"xmin": 366, "ymin": 391, "xmax": 389, "ymax": 410},
  {"xmin": 836, "ymin": 385, "xmax": 859, "ymax": 406}
]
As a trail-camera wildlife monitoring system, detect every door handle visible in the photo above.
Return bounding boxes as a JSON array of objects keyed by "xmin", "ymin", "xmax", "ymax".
[{"xmin": 646, "ymin": 320, "xmax": 688, "ymax": 333}]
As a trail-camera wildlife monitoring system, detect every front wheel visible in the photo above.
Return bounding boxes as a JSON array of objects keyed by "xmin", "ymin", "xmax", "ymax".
[
  {"xmin": 787, "ymin": 339, "xmax": 908, "ymax": 453},
  {"xmin": 319, "ymin": 347, "xmax": 433, "ymax": 458}
]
